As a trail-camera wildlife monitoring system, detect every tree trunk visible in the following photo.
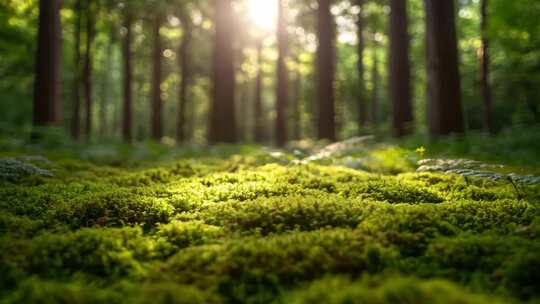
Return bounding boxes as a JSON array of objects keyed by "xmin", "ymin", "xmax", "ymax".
[
  {"xmin": 99, "ymin": 27, "xmax": 114, "ymax": 138},
  {"xmin": 389, "ymin": 0, "xmax": 413, "ymax": 137},
  {"xmin": 355, "ymin": 0, "xmax": 368, "ymax": 130},
  {"xmin": 71, "ymin": 0, "xmax": 82, "ymax": 140},
  {"xmin": 275, "ymin": 0, "xmax": 288, "ymax": 147},
  {"xmin": 316, "ymin": 0, "xmax": 336, "ymax": 141},
  {"xmin": 253, "ymin": 40, "xmax": 265, "ymax": 143},
  {"xmin": 151, "ymin": 14, "xmax": 164, "ymax": 141},
  {"xmin": 371, "ymin": 49, "xmax": 379, "ymax": 126},
  {"xmin": 84, "ymin": 0, "xmax": 95, "ymax": 140},
  {"xmin": 480, "ymin": 0, "xmax": 494, "ymax": 134},
  {"xmin": 239, "ymin": 81, "xmax": 250, "ymax": 142},
  {"xmin": 33, "ymin": 0, "xmax": 62, "ymax": 127},
  {"xmin": 177, "ymin": 20, "xmax": 192, "ymax": 144},
  {"xmin": 424, "ymin": 0, "xmax": 464, "ymax": 137},
  {"xmin": 292, "ymin": 68, "xmax": 302, "ymax": 141},
  {"xmin": 122, "ymin": 12, "xmax": 133, "ymax": 143},
  {"xmin": 209, "ymin": 0, "xmax": 237, "ymax": 144}
]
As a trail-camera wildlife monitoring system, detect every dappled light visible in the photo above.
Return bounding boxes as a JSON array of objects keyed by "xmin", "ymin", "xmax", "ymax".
[
  {"xmin": 1, "ymin": 0, "xmax": 540, "ymax": 303},
  {"xmin": 247, "ymin": 0, "xmax": 278, "ymax": 31}
]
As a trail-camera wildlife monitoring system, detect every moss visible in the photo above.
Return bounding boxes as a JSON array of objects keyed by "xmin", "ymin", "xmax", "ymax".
[
  {"xmin": 155, "ymin": 221, "xmax": 223, "ymax": 256},
  {"xmin": 197, "ymin": 195, "xmax": 371, "ymax": 234},
  {"xmin": 0, "ymin": 147, "xmax": 538, "ymax": 303},
  {"xmin": 1, "ymin": 278, "xmax": 221, "ymax": 304},
  {"xmin": 162, "ymin": 229, "xmax": 395, "ymax": 302},
  {"xmin": 66, "ymin": 191, "xmax": 174, "ymax": 229},
  {"xmin": 284, "ymin": 275, "xmax": 512, "ymax": 304}
]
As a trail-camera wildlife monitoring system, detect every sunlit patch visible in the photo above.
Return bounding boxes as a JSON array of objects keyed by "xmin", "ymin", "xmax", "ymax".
[{"xmin": 247, "ymin": 0, "xmax": 278, "ymax": 31}]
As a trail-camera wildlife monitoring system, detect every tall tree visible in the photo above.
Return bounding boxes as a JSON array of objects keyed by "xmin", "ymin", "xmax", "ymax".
[
  {"xmin": 424, "ymin": 0, "xmax": 464, "ymax": 136},
  {"xmin": 316, "ymin": 0, "xmax": 336, "ymax": 141},
  {"xmin": 177, "ymin": 15, "xmax": 192, "ymax": 144},
  {"xmin": 480, "ymin": 0, "xmax": 494, "ymax": 134},
  {"xmin": 355, "ymin": 0, "xmax": 368, "ymax": 130},
  {"xmin": 33, "ymin": 0, "xmax": 62, "ymax": 127},
  {"xmin": 253, "ymin": 40, "xmax": 265, "ymax": 143},
  {"xmin": 99, "ymin": 26, "xmax": 114, "ymax": 138},
  {"xmin": 291, "ymin": 66, "xmax": 302, "ymax": 141},
  {"xmin": 389, "ymin": 0, "xmax": 413, "ymax": 137},
  {"xmin": 71, "ymin": 0, "xmax": 82, "ymax": 140},
  {"xmin": 275, "ymin": 0, "xmax": 288, "ymax": 147},
  {"xmin": 84, "ymin": 0, "xmax": 96, "ymax": 139},
  {"xmin": 122, "ymin": 11, "xmax": 133, "ymax": 143},
  {"xmin": 209, "ymin": 0, "xmax": 237, "ymax": 144},
  {"xmin": 371, "ymin": 48, "xmax": 379, "ymax": 126},
  {"xmin": 151, "ymin": 13, "xmax": 164, "ymax": 141}
]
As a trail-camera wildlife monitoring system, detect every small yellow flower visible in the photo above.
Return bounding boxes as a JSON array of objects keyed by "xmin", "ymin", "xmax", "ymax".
[{"xmin": 416, "ymin": 146, "xmax": 426, "ymax": 158}]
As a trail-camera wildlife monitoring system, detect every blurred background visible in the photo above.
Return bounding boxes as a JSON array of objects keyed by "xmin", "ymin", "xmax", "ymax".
[{"xmin": 0, "ymin": 0, "xmax": 539, "ymax": 147}]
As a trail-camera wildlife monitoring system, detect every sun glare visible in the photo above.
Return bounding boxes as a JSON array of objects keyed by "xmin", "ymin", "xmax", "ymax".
[{"xmin": 247, "ymin": 0, "xmax": 278, "ymax": 31}]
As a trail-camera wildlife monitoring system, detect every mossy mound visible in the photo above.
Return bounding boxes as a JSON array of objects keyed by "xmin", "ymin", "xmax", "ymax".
[{"xmin": 0, "ymin": 147, "xmax": 539, "ymax": 303}]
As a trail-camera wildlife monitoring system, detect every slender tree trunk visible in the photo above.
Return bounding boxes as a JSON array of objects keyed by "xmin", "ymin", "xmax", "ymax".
[
  {"xmin": 316, "ymin": 0, "xmax": 336, "ymax": 141},
  {"xmin": 151, "ymin": 14, "xmax": 164, "ymax": 141},
  {"xmin": 188, "ymin": 91, "xmax": 196, "ymax": 141},
  {"xmin": 239, "ymin": 81, "xmax": 250, "ymax": 141},
  {"xmin": 356, "ymin": 0, "xmax": 367, "ymax": 130},
  {"xmin": 480, "ymin": 0, "xmax": 494, "ymax": 134},
  {"xmin": 34, "ymin": 0, "xmax": 62, "ymax": 128},
  {"xmin": 292, "ymin": 68, "xmax": 302, "ymax": 141},
  {"xmin": 389, "ymin": 0, "xmax": 413, "ymax": 137},
  {"xmin": 209, "ymin": 0, "xmax": 237, "ymax": 144},
  {"xmin": 177, "ymin": 21, "xmax": 192, "ymax": 144},
  {"xmin": 71, "ymin": 0, "xmax": 82, "ymax": 140},
  {"xmin": 275, "ymin": 0, "xmax": 288, "ymax": 147},
  {"xmin": 424, "ymin": 0, "xmax": 464, "ymax": 137},
  {"xmin": 83, "ymin": 0, "xmax": 95, "ymax": 140},
  {"xmin": 371, "ymin": 48, "xmax": 379, "ymax": 126},
  {"xmin": 99, "ymin": 28, "xmax": 113, "ymax": 138},
  {"xmin": 254, "ymin": 40, "xmax": 265, "ymax": 143},
  {"xmin": 122, "ymin": 12, "xmax": 133, "ymax": 143}
]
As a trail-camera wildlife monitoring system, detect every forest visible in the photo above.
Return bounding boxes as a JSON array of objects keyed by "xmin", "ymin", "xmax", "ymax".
[{"xmin": 0, "ymin": 0, "xmax": 540, "ymax": 303}]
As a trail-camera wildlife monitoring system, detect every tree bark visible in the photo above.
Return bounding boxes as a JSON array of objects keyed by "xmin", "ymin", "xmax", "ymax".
[
  {"xmin": 389, "ymin": 0, "xmax": 413, "ymax": 137},
  {"xmin": 292, "ymin": 68, "xmax": 302, "ymax": 141},
  {"xmin": 355, "ymin": 0, "xmax": 368, "ymax": 130},
  {"xmin": 424, "ymin": 0, "xmax": 464, "ymax": 137},
  {"xmin": 33, "ymin": 0, "xmax": 62, "ymax": 127},
  {"xmin": 83, "ymin": 0, "xmax": 95, "ymax": 141},
  {"xmin": 371, "ymin": 48, "xmax": 379, "ymax": 126},
  {"xmin": 177, "ymin": 20, "xmax": 192, "ymax": 144},
  {"xmin": 122, "ymin": 12, "xmax": 133, "ymax": 143},
  {"xmin": 99, "ymin": 27, "xmax": 114, "ymax": 138},
  {"xmin": 84, "ymin": 0, "xmax": 95, "ymax": 140},
  {"xmin": 209, "ymin": 0, "xmax": 237, "ymax": 144},
  {"xmin": 480, "ymin": 0, "xmax": 494, "ymax": 134},
  {"xmin": 253, "ymin": 40, "xmax": 265, "ymax": 143},
  {"xmin": 316, "ymin": 0, "xmax": 336, "ymax": 141},
  {"xmin": 71, "ymin": 0, "xmax": 82, "ymax": 140},
  {"xmin": 151, "ymin": 14, "xmax": 164, "ymax": 141},
  {"xmin": 275, "ymin": 0, "xmax": 288, "ymax": 147}
]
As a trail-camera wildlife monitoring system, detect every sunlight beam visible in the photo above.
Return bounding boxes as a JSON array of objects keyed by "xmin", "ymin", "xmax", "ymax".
[{"xmin": 247, "ymin": 0, "xmax": 278, "ymax": 31}]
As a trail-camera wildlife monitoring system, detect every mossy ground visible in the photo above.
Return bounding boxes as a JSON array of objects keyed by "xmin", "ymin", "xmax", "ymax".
[{"xmin": 1, "ymin": 138, "xmax": 539, "ymax": 304}]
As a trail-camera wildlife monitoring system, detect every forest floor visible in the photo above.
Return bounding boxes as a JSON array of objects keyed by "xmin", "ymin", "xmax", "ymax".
[{"xmin": 1, "ymin": 127, "xmax": 540, "ymax": 303}]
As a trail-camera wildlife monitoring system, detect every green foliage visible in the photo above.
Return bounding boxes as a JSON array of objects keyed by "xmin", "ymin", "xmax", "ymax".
[
  {"xmin": 0, "ymin": 156, "xmax": 54, "ymax": 180},
  {"xmin": 0, "ymin": 144, "xmax": 539, "ymax": 303},
  {"xmin": 155, "ymin": 221, "xmax": 223, "ymax": 255},
  {"xmin": 67, "ymin": 191, "xmax": 174, "ymax": 229},
  {"xmin": 284, "ymin": 275, "xmax": 511, "ymax": 304},
  {"xmin": 418, "ymin": 158, "xmax": 540, "ymax": 185}
]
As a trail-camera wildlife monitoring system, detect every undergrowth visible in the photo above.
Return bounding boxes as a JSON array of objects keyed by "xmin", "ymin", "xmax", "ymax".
[{"xmin": 0, "ymin": 133, "xmax": 539, "ymax": 303}]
